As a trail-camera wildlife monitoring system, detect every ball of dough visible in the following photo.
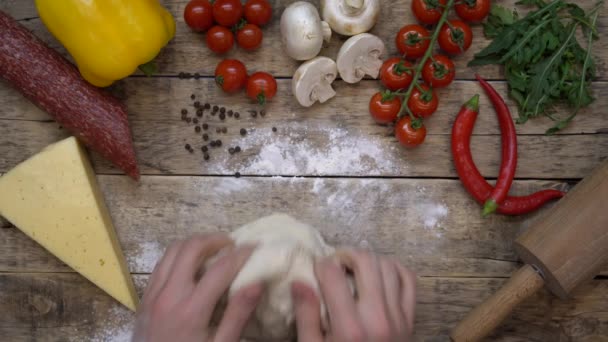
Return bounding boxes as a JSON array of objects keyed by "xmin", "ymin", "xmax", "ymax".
[{"xmin": 212, "ymin": 214, "xmax": 336, "ymax": 340}]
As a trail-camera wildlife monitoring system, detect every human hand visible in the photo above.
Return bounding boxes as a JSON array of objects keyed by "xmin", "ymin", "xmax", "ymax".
[
  {"xmin": 292, "ymin": 249, "xmax": 416, "ymax": 342},
  {"xmin": 132, "ymin": 234, "xmax": 263, "ymax": 342}
]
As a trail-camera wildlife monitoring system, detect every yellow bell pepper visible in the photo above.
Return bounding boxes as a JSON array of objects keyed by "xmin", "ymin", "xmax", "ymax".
[{"xmin": 35, "ymin": 0, "xmax": 175, "ymax": 87}]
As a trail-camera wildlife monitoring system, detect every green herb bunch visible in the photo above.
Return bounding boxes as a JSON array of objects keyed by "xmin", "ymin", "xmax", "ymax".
[{"xmin": 469, "ymin": 0, "xmax": 602, "ymax": 134}]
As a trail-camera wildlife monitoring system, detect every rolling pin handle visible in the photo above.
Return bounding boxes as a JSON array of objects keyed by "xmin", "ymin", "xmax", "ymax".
[{"xmin": 450, "ymin": 264, "xmax": 545, "ymax": 342}]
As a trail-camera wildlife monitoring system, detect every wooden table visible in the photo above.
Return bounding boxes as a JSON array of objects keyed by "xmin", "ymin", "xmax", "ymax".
[{"xmin": 1, "ymin": 1, "xmax": 607, "ymax": 341}]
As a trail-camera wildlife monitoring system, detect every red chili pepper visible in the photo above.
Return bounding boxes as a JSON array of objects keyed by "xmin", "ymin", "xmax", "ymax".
[
  {"xmin": 452, "ymin": 95, "xmax": 565, "ymax": 215},
  {"xmin": 476, "ymin": 75, "xmax": 517, "ymax": 217}
]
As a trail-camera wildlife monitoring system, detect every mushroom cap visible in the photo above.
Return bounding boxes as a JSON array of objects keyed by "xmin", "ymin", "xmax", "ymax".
[
  {"xmin": 337, "ymin": 33, "xmax": 386, "ymax": 84},
  {"xmin": 281, "ymin": 2, "xmax": 332, "ymax": 61},
  {"xmin": 320, "ymin": 0, "xmax": 380, "ymax": 36},
  {"xmin": 292, "ymin": 57, "xmax": 338, "ymax": 107}
]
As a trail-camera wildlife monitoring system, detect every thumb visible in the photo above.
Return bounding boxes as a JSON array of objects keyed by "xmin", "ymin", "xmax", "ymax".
[{"xmin": 292, "ymin": 281, "xmax": 324, "ymax": 342}]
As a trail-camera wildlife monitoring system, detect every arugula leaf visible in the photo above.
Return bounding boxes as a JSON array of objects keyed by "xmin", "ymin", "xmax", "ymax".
[{"xmin": 469, "ymin": 0, "xmax": 602, "ymax": 133}]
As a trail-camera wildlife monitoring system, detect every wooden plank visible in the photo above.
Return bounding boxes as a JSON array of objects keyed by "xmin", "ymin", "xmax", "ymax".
[
  {"xmin": 1, "ymin": 77, "xmax": 607, "ymax": 136},
  {"xmin": 0, "ymin": 273, "xmax": 606, "ymax": 341},
  {"xmin": 0, "ymin": 175, "xmax": 575, "ymax": 277},
  {"xmin": 1, "ymin": 1, "xmax": 607, "ymax": 80},
  {"xmin": 1, "ymin": 117, "xmax": 605, "ymax": 178}
]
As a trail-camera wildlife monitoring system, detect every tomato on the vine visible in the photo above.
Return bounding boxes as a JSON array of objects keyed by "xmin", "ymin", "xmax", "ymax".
[
  {"xmin": 408, "ymin": 84, "xmax": 438, "ymax": 118},
  {"xmin": 236, "ymin": 23, "xmax": 263, "ymax": 50},
  {"xmin": 412, "ymin": 0, "xmax": 447, "ymax": 25},
  {"xmin": 380, "ymin": 58, "xmax": 413, "ymax": 91},
  {"xmin": 244, "ymin": 0, "xmax": 272, "ymax": 27},
  {"xmin": 369, "ymin": 92, "xmax": 402, "ymax": 124},
  {"xmin": 212, "ymin": 0, "xmax": 243, "ymax": 27},
  {"xmin": 438, "ymin": 20, "xmax": 473, "ymax": 55},
  {"xmin": 215, "ymin": 59, "xmax": 248, "ymax": 93},
  {"xmin": 184, "ymin": 0, "xmax": 214, "ymax": 32},
  {"xmin": 395, "ymin": 117, "xmax": 427, "ymax": 147},
  {"xmin": 395, "ymin": 24, "xmax": 431, "ymax": 60},
  {"xmin": 455, "ymin": 0, "xmax": 491, "ymax": 22},
  {"xmin": 206, "ymin": 26, "xmax": 234, "ymax": 54},
  {"xmin": 422, "ymin": 55, "xmax": 455, "ymax": 88},
  {"xmin": 246, "ymin": 72, "xmax": 277, "ymax": 104}
]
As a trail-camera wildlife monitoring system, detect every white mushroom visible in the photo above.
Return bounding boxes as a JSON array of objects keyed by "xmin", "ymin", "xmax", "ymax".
[
  {"xmin": 321, "ymin": 0, "xmax": 380, "ymax": 36},
  {"xmin": 280, "ymin": 2, "xmax": 332, "ymax": 61},
  {"xmin": 336, "ymin": 33, "xmax": 385, "ymax": 83},
  {"xmin": 292, "ymin": 57, "xmax": 338, "ymax": 107}
]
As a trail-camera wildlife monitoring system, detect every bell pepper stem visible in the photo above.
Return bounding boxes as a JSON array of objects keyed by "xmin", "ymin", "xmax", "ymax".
[{"xmin": 139, "ymin": 60, "xmax": 157, "ymax": 77}]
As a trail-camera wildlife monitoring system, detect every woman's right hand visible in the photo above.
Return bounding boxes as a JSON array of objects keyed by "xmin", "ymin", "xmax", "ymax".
[{"xmin": 292, "ymin": 249, "xmax": 417, "ymax": 342}]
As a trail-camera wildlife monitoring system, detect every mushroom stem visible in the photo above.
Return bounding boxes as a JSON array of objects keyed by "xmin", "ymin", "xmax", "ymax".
[
  {"xmin": 321, "ymin": 21, "xmax": 332, "ymax": 43},
  {"xmin": 345, "ymin": 0, "xmax": 364, "ymax": 10}
]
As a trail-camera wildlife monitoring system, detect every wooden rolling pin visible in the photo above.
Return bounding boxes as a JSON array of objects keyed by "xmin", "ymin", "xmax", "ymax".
[{"xmin": 451, "ymin": 160, "xmax": 608, "ymax": 342}]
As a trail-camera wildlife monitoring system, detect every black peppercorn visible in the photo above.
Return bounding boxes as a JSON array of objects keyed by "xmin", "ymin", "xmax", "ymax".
[
  {"xmin": 220, "ymin": 107, "xmax": 226, "ymax": 114},
  {"xmin": 181, "ymin": 109, "xmax": 187, "ymax": 115},
  {"xmin": 194, "ymin": 101, "xmax": 200, "ymax": 108},
  {"xmin": 204, "ymin": 103, "xmax": 211, "ymax": 109},
  {"xmin": 202, "ymin": 123, "xmax": 209, "ymax": 130},
  {"xmin": 229, "ymin": 148, "xmax": 235, "ymax": 154},
  {"xmin": 193, "ymin": 118, "xmax": 199, "ymax": 124},
  {"xmin": 196, "ymin": 109, "xmax": 203, "ymax": 117},
  {"xmin": 213, "ymin": 105, "xmax": 219, "ymax": 112},
  {"xmin": 178, "ymin": 72, "xmax": 185, "ymax": 79},
  {"xmin": 210, "ymin": 141, "xmax": 216, "ymax": 147},
  {"xmin": 249, "ymin": 110, "xmax": 257, "ymax": 118},
  {"xmin": 240, "ymin": 128, "xmax": 247, "ymax": 136},
  {"xmin": 203, "ymin": 134, "xmax": 209, "ymax": 141},
  {"xmin": 194, "ymin": 72, "xmax": 201, "ymax": 79},
  {"xmin": 272, "ymin": 127, "xmax": 277, "ymax": 132},
  {"xmin": 216, "ymin": 128, "xmax": 221, "ymax": 133},
  {"xmin": 222, "ymin": 127, "xmax": 227, "ymax": 133},
  {"xmin": 260, "ymin": 110, "xmax": 266, "ymax": 117},
  {"xmin": 191, "ymin": 94, "xmax": 195, "ymax": 100},
  {"xmin": 235, "ymin": 146, "xmax": 241, "ymax": 153},
  {"xmin": 227, "ymin": 110, "xmax": 233, "ymax": 117},
  {"xmin": 201, "ymin": 146, "xmax": 208, "ymax": 153},
  {"xmin": 235, "ymin": 172, "xmax": 241, "ymax": 178},
  {"xmin": 185, "ymin": 144, "xmax": 191, "ymax": 150},
  {"xmin": 216, "ymin": 140, "xmax": 222, "ymax": 147},
  {"xmin": 234, "ymin": 112, "xmax": 240, "ymax": 118},
  {"xmin": 185, "ymin": 118, "xmax": 192, "ymax": 123},
  {"xmin": 204, "ymin": 153, "xmax": 210, "ymax": 161},
  {"xmin": 219, "ymin": 113, "xmax": 226, "ymax": 120},
  {"xmin": 195, "ymin": 126, "xmax": 201, "ymax": 133}
]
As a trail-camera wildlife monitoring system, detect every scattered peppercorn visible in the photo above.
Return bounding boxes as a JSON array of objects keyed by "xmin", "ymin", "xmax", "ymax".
[
  {"xmin": 181, "ymin": 109, "xmax": 188, "ymax": 115},
  {"xmin": 210, "ymin": 141, "xmax": 216, "ymax": 147},
  {"xmin": 222, "ymin": 127, "xmax": 227, "ymax": 133},
  {"xmin": 272, "ymin": 127, "xmax": 277, "ymax": 132},
  {"xmin": 235, "ymin": 146, "xmax": 241, "ymax": 153},
  {"xmin": 234, "ymin": 112, "xmax": 240, "ymax": 119},
  {"xmin": 240, "ymin": 128, "xmax": 247, "ymax": 136},
  {"xmin": 235, "ymin": 172, "xmax": 241, "ymax": 178},
  {"xmin": 178, "ymin": 72, "xmax": 185, "ymax": 79},
  {"xmin": 191, "ymin": 94, "xmax": 195, "ymax": 100},
  {"xmin": 260, "ymin": 110, "xmax": 266, "ymax": 117},
  {"xmin": 203, "ymin": 134, "xmax": 209, "ymax": 141},
  {"xmin": 213, "ymin": 105, "xmax": 219, "ymax": 112},
  {"xmin": 195, "ymin": 126, "xmax": 201, "ymax": 133},
  {"xmin": 202, "ymin": 123, "xmax": 209, "ymax": 130},
  {"xmin": 194, "ymin": 101, "xmax": 200, "ymax": 108},
  {"xmin": 194, "ymin": 73, "xmax": 201, "ymax": 79},
  {"xmin": 204, "ymin": 103, "xmax": 211, "ymax": 109},
  {"xmin": 193, "ymin": 118, "xmax": 199, "ymax": 124},
  {"xmin": 229, "ymin": 148, "xmax": 235, "ymax": 154},
  {"xmin": 201, "ymin": 146, "xmax": 208, "ymax": 153},
  {"xmin": 227, "ymin": 110, "xmax": 233, "ymax": 117},
  {"xmin": 249, "ymin": 110, "xmax": 257, "ymax": 118},
  {"xmin": 219, "ymin": 113, "xmax": 226, "ymax": 120},
  {"xmin": 185, "ymin": 118, "xmax": 192, "ymax": 123},
  {"xmin": 185, "ymin": 144, "xmax": 191, "ymax": 150},
  {"xmin": 220, "ymin": 107, "xmax": 226, "ymax": 114},
  {"xmin": 204, "ymin": 153, "xmax": 210, "ymax": 161},
  {"xmin": 216, "ymin": 140, "xmax": 222, "ymax": 147},
  {"xmin": 196, "ymin": 109, "xmax": 203, "ymax": 117},
  {"xmin": 216, "ymin": 128, "xmax": 221, "ymax": 133}
]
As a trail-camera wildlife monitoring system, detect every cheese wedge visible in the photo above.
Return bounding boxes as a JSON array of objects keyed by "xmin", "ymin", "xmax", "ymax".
[{"xmin": 0, "ymin": 137, "xmax": 138, "ymax": 310}]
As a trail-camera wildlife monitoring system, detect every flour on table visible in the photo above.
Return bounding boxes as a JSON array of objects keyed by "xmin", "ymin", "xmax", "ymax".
[
  {"xmin": 127, "ymin": 241, "xmax": 163, "ymax": 273},
  {"xmin": 86, "ymin": 306, "xmax": 134, "ymax": 342},
  {"xmin": 214, "ymin": 177, "xmax": 253, "ymax": 195}
]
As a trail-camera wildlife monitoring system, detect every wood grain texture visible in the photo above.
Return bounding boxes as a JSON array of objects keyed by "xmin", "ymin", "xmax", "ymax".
[
  {"xmin": 0, "ymin": 175, "xmax": 579, "ymax": 277},
  {"xmin": 1, "ymin": 273, "xmax": 606, "ymax": 342},
  {"xmin": 1, "ymin": 116, "xmax": 605, "ymax": 178},
  {"xmin": 1, "ymin": 0, "xmax": 607, "ymax": 80}
]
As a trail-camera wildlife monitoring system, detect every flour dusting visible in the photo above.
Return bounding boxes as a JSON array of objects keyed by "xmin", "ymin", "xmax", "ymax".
[
  {"xmin": 420, "ymin": 202, "xmax": 449, "ymax": 229},
  {"xmin": 128, "ymin": 241, "xmax": 163, "ymax": 273},
  {"xmin": 88, "ymin": 306, "xmax": 134, "ymax": 342},
  {"xmin": 214, "ymin": 177, "xmax": 253, "ymax": 195}
]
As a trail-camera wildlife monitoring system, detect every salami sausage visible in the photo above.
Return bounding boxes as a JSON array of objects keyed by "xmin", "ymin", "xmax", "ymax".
[{"xmin": 0, "ymin": 11, "xmax": 139, "ymax": 180}]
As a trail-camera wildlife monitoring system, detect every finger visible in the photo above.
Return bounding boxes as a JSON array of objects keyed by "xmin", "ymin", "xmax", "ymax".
[
  {"xmin": 335, "ymin": 249, "xmax": 384, "ymax": 304},
  {"xmin": 213, "ymin": 283, "xmax": 264, "ymax": 342},
  {"xmin": 292, "ymin": 281, "xmax": 324, "ymax": 342},
  {"xmin": 164, "ymin": 234, "xmax": 233, "ymax": 292},
  {"xmin": 314, "ymin": 257, "xmax": 361, "ymax": 340},
  {"xmin": 380, "ymin": 259, "xmax": 406, "ymax": 332},
  {"xmin": 142, "ymin": 240, "xmax": 184, "ymax": 305},
  {"xmin": 395, "ymin": 263, "xmax": 417, "ymax": 335},
  {"xmin": 190, "ymin": 245, "xmax": 257, "ymax": 325}
]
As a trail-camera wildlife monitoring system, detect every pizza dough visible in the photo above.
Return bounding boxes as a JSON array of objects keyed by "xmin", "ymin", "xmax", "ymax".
[{"xmin": 215, "ymin": 214, "xmax": 336, "ymax": 340}]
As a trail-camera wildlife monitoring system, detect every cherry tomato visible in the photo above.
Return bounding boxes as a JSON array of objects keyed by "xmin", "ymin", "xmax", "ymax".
[
  {"xmin": 369, "ymin": 92, "xmax": 402, "ymax": 124},
  {"xmin": 438, "ymin": 20, "xmax": 473, "ymax": 55},
  {"xmin": 408, "ymin": 84, "xmax": 438, "ymax": 118},
  {"xmin": 395, "ymin": 24, "xmax": 430, "ymax": 60},
  {"xmin": 215, "ymin": 59, "xmax": 248, "ymax": 93},
  {"xmin": 395, "ymin": 117, "xmax": 427, "ymax": 147},
  {"xmin": 206, "ymin": 26, "xmax": 234, "ymax": 53},
  {"xmin": 244, "ymin": 0, "xmax": 272, "ymax": 27},
  {"xmin": 246, "ymin": 72, "xmax": 277, "ymax": 104},
  {"xmin": 184, "ymin": 0, "xmax": 214, "ymax": 32},
  {"xmin": 380, "ymin": 58, "xmax": 413, "ymax": 91},
  {"xmin": 236, "ymin": 23, "xmax": 263, "ymax": 51},
  {"xmin": 412, "ymin": 0, "xmax": 447, "ymax": 25},
  {"xmin": 422, "ymin": 55, "xmax": 455, "ymax": 88},
  {"xmin": 455, "ymin": 0, "xmax": 491, "ymax": 22},
  {"xmin": 212, "ymin": 0, "xmax": 243, "ymax": 27}
]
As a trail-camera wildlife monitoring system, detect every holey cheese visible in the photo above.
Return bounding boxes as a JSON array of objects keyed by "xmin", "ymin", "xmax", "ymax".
[{"xmin": 0, "ymin": 137, "xmax": 138, "ymax": 310}]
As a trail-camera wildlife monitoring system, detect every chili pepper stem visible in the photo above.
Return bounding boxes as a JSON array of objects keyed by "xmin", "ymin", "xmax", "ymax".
[
  {"xmin": 397, "ymin": 0, "xmax": 456, "ymax": 122},
  {"xmin": 482, "ymin": 200, "xmax": 498, "ymax": 217},
  {"xmin": 465, "ymin": 94, "xmax": 480, "ymax": 111}
]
